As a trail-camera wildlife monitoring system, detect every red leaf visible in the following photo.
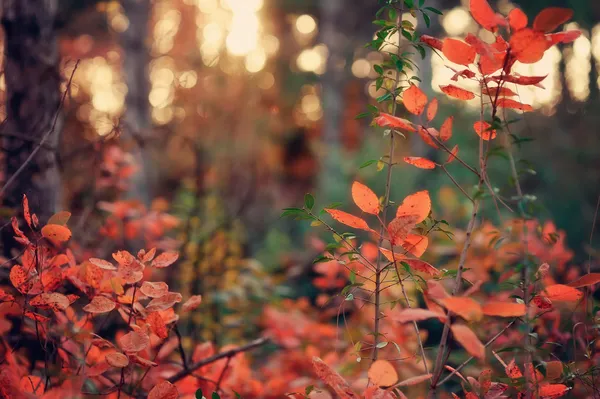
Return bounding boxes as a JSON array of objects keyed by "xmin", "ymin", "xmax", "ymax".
[
  {"xmin": 374, "ymin": 113, "xmax": 416, "ymax": 132},
  {"xmin": 396, "ymin": 373, "xmax": 432, "ymax": 387},
  {"xmin": 418, "ymin": 126, "xmax": 440, "ymax": 149},
  {"xmin": 497, "ymin": 98, "xmax": 534, "ymax": 112},
  {"xmin": 89, "ymin": 258, "xmax": 117, "ymax": 271},
  {"xmin": 388, "ymin": 215, "xmax": 419, "ymax": 246},
  {"xmin": 148, "ymin": 381, "xmax": 178, "ymax": 399},
  {"xmin": 403, "ymin": 157, "xmax": 436, "ymax": 169},
  {"xmin": 470, "ymin": 0, "xmax": 507, "ymax": 31},
  {"xmin": 442, "ymin": 38, "xmax": 476, "ymax": 66},
  {"xmin": 440, "ymin": 85, "xmax": 475, "ymax": 100},
  {"xmin": 538, "ymin": 383, "xmax": 569, "ymax": 398},
  {"xmin": 483, "ymin": 86, "xmax": 517, "ymax": 97},
  {"xmin": 324, "ymin": 208, "xmax": 372, "ymax": 231},
  {"xmin": 30, "ymin": 293, "xmax": 70, "ymax": 312},
  {"xmin": 505, "ymin": 359, "xmax": 523, "ymax": 378},
  {"xmin": 451, "ymin": 324, "xmax": 485, "ymax": 359},
  {"xmin": 151, "ymin": 251, "xmax": 179, "ymax": 268},
  {"xmin": 465, "ymin": 33, "xmax": 496, "ymax": 59},
  {"xmin": 352, "ymin": 181, "xmax": 380, "ymax": 215},
  {"xmin": 567, "ymin": 273, "xmax": 600, "ymax": 288},
  {"xmin": 508, "ymin": 8, "xmax": 528, "ymax": 31},
  {"xmin": 403, "ymin": 85, "xmax": 428, "ymax": 116},
  {"xmin": 440, "ymin": 116, "xmax": 453, "ymax": 141},
  {"xmin": 473, "ymin": 121, "xmax": 497, "ymax": 140},
  {"xmin": 510, "ymin": 28, "xmax": 548, "ymax": 64},
  {"xmin": 106, "ymin": 352, "xmax": 129, "ymax": 368},
  {"xmin": 140, "ymin": 281, "xmax": 169, "ymax": 298},
  {"xmin": 181, "ymin": 295, "xmax": 203, "ymax": 312},
  {"xmin": 396, "ymin": 190, "xmax": 431, "ymax": 224},
  {"xmin": 146, "ymin": 292, "xmax": 183, "ymax": 312},
  {"xmin": 22, "ymin": 195, "xmax": 32, "ymax": 229},
  {"xmin": 547, "ymin": 30, "xmax": 581, "ymax": 46},
  {"xmin": 393, "ymin": 308, "xmax": 446, "ymax": 323},
  {"xmin": 83, "ymin": 296, "xmax": 116, "ymax": 314},
  {"xmin": 533, "ymin": 8, "xmax": 573, "ymax": 33},
  {"xmin": 10, "ymin": 265, "xmax": 32, "ymax": 294},
  {"xmin": 312, "ymin": 357, "xmax": 360, "ymax": 399},
  {"xmin": 120, "ymin": 330, "xmax": 150, "ymax": 353},
  {"xmin": 426, "ymin": 98, "xmax": 438, "ymax": 122},
  {"xmin": 532, "ymin": 295, "xmax": 553, "ymax": 309},
  {"xmin": 403, "ymin": 259, "xmax": 441, "ymax": 276},
  {"xmin": 499, "ymin": 74, "xmax": 547, "ymax": 86},
  {"xmin": 147, "ymin": 312, "xmax": 169, "ymax": 339},
  {"xmin": 446, "ymin": 145, "xmax": 459, "ymax": 164},
  {"xmin": 420, "ymin": 35, "xmax": 443, "ymax": 51}
]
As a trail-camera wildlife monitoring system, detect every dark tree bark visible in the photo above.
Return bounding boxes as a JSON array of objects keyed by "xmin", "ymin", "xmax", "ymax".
[
  {"xmin": 0, "ymin": 0, "xmax": 62, "ymax": 253},
  {"xmin": 120, "ymin": 0, "xmax": 154, "ymax": 206}
]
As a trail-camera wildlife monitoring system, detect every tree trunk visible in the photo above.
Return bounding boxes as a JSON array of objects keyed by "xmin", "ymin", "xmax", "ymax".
[
  {"xmin": 120, "ymin": 0, "xmax": 153, "ymax": 207},
  {"xmin": 0, "ymin": 0, "xmax": 62, "ymax": 253}
]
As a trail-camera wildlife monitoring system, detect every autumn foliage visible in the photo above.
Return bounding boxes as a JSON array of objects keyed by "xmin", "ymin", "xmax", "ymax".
[{"xmin": 0, "ymin": 0, "xmax": 598, "ymax": 398}]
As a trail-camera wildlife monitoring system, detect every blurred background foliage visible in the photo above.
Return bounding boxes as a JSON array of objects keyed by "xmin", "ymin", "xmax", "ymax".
[{"xmin": 1, "ymin": 0, "xmax": 600, "ymax": 343}]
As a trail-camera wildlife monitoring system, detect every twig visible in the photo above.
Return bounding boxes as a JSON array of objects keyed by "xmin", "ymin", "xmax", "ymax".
[
  {"xmin": 0, "ymin": 60, "xmax": 80, "ymax": 197},
  {"xmin": 174, "ymin": 324, "xmax": 188, "ymax": 370}
]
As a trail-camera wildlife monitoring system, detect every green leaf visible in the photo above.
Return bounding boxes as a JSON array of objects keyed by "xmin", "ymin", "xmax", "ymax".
[
  {"xmin": 280, "ymin": 208, "xmax": 305, "ymax": 218},
  {"xmin": 313, "ymin": 255, "xmax": 333, "ymax": 264},
  {"xmin": 360, "ymin": 159, "xmax": 377, "ymax": 169},
  {"xmin": 196, "ymin": 389, "xmax": 204, "ymax": 399},
  {"xmin": 401, "ymin": 29, "xmax": 413, "ymax": 42},
  {"xmin": 425, "ymin": 6, "xmax": 443, "ymax": 15},
  {"xmin": 212, "ymin": 393, "xmax": 221, "ymax": 399},
  {"xmin": 305, "ymin": 385, "xmax": 315, "ymax": 396},
  {"xmin": 304, "ymin": 193, "xmax": 315, "ymax": 210},
  {"xmin": 355, "ymin": 112, "xmax": 370, "ymax": 119},
  {"xmin": 422, "ymin": 12, "xmax": 431, "ymax": 28},
  {"xmin": 376, "ymin": 341, "xmax": 388, "ymax": 348},
  {"xmin": 373, "ymin": 64, "xmax": 384, "ymax": 75}
]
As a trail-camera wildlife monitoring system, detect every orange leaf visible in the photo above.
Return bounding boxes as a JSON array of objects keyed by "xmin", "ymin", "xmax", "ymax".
[
  {"xmin": 396, "ymin": 373, "xmax": 432, "ymax": 387},
  {"xmin": 532, "ymin": 295, "xmax": 553, "ymax": 309},
  {"xmin": 401, "ymin": 234, "xmax": 429, "ymax": 257},
  {"xmin": 47, "ymin": 211, "xmax": 71, "ymax": 226},
  {"xmin": 470, "ymin": 0, "xmax": 507, "ymax": 31},
  {"xmin": 140, "ymin": 281, "xmax": 169, "ymax": 298},
  {"xmin": 89, "ymin": 258, "xmax": 117, "ymax": 271},
  {"xmin": 508, "ymin": 8, "xmax": 528, "ymax": 31},
  {"xmin": 120, "ymin": 330, "xmax": 150, "ymax": 353},
  {"xmin": 396, "ymin": 190, "xmax": 431, "ymax": 224},
  {"xmin": 482, "ymin": 301, "xmax": 527, "ymax": 317},
  {"xmin": 473, "ymin": 121, "xmax": 497, "ymax": 140},
  {"xmin": 151, "ymin": 251, "xmax": 179, "ymax": 268},
  {"xmin": 505, "ymin": 359, "xmax": 523, "ymax": 378},
  {"xmin": 498, "ymin": 98, "xmax": 534, "ymax": 112},
  {"xmin": 10, "ymin": 265, "xmax": 32, "ymax": 294},
  {"xmin": 402, "ymin": 259, "xmax": 441, "ymax": 276},
  {"xmin": 403, "ymin": 85, "xmax": 428, "ymax": 116},
  {"xmin": 393, "ymin": 308, "xmax": 446, "ymax": 323},
  {"xmin": 420, "ymin": 35, "xmax": 443, "ymax": 51},
  {"xmin": 451, "ymin": 324, "xmax": 485, "ymax": 359},
  {"xmin": 465, "ymin": 33, "xmax": 496, "ymax": 59},
  {"xmin": 441, "ymin": 297, "xmax": 483, "ymax": 321},
  {"xmin": 440, "ymin": 116, "xmax": 453, "ymax": 141},
  {"xmin": 22, "ymin": 195, "xmax": 32, "ymax": 229},
  {"xmin": 378, "ymin": 247, "xmax": 405, "ymax": 263},
  {"xmin": 181, "ymin": 295, "xmax": 203, "ymax": 312},
  {"xmin": 352, "ymin": 181, "xmax": 380, "ymax": 215},
  {"xmin": 146, "ymin": 292, "xmax": 183, "ymax": 312},
  {"xmin": 547, "ymin": 30, "xmax": 581, "ymax": 46},
  {"xmin": 41, "ymin": 224, "xmax": 72, "ymax": 245},
  {"xmin": 417, "ymin": 126, "xmax": 440, "ymax": 149},
  {"xmin": 545, "ymin": 361, "xmax": 563, "ymax": 381},
  {"xmin": 537, "ymin": 383, "xmax": 569, "ymax": 398},
  {"xmin": 543, "ymin": 284, "xmax": 582, "ymax": 302},
  {"xmin": 106, "ymin": 352, "xmax": 129, "ymax": 368},
  {"xmin": 403, "ymin": 157, "xmax": 436, "ymax": 170},
  {"xmin": 148, "ymin": 381, "xmax": 178, "ymax": 399},
  {"xmin": 368, "ymin": 360, "xmax": 398, "ymax": 387},
  {"xmin": 510, "ymin": 28, "xmax": 547, "ymax": 64},
  {"xmin": 324, "ymin": 209, "xmax": 372, "ymax": 231},
  {"xmin": 388, "ymin": 215, "xmax": 419, "ymax": 246},
  {"xmin": 483, "ymin": 86, "xmax": 517, "ymax": 97},
  {"xmin": 374, "ymin": 113, "xmax": 416, "ymax": 132},
  {"xmin": 533, "ymin": 8, "xmax": 573, "ymax": 33},
  {"xmin": 479, "ymin": 369, "xmax": 492, "ymax": 395},
  {"xmin": 426, "ymin": 98, "xmax": 438, "ymax": 122},
  {"xmin": 500, "ymin": 74, "xmax": 547, "ymax": 86},
  {"xmin": 83, "ymin": 296, "xmax": 116, "ymax": 314},
  {"xmin": 442, "ymin": 38, "xmax": 476, "ymax": 66},
  {"xmin": 446, "ymin": 145, "xmax": 459, "ymax": 164},
  {"xmin": 147, "ymin": 312, "xmax": 169, "ymax": 339},
  {"xmin": 30, "ymin": 293, "xmax": 70, "ymax": 312},
  {"xmin": 440, "ymin": 84, "xmax": 475, "ymax": 100},
  {"xmin": 567, "ymin": 273, "xmax": 600, "ymax": 288},
  {"xmin": 312, "ymin": 357, "xmax": 360, "ymax": 399}
]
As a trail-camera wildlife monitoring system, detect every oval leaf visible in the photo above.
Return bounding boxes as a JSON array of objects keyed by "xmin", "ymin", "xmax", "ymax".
[
  {"xmin": 452, "ymin": 324, "xmax": 485, "ymax": 359},
  {"xmin": 352, "ymin": 181, "xmax": 380, "ymax": 215},
  {"xmin": 396, "ymin": 190, "xmax": 431, "ymax": 224},
  {"xmin": 403, "ymin": 157, "xmax": 436, "ymax": 170},
  {"xmin": 441, "ymin": 297, "xmax": 483, "ymax": 321},
  {"xmin": 148, "ymin": 381, "xmax": 178, "ymax": 399},
  {"xmin": 440, "ymin": 85, "xmax": 475, "ymax": 100},
  {"xmin": 442, "ymin": 38, "xmax": 476, "ymax": 66},
  {"xmin": 368, "ymin": 360, "xmax": 398, "ymax": 387},
  {"xmin": 482, "ymin": 301, "xmax": 527, "ymax": 317},
  {"xmin": 403, "ymin": 85, "xmax": 428, "ymax": 116},
  {"xmin": 533, "ymin": 7, "xmax": 573, "ymax": 33},
  {"xmin": 324, "ymin": 209, "xmax": 372, "ymax": 231}
]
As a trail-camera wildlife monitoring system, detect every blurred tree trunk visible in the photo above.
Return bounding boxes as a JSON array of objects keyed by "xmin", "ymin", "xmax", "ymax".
[
  {"xmin": 0, "ymin": 0, "xmax": 62, "ymax": 253},
  {"xmin": 120, "ymin": 0, "xmax": 154, "ymax": 206}
]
